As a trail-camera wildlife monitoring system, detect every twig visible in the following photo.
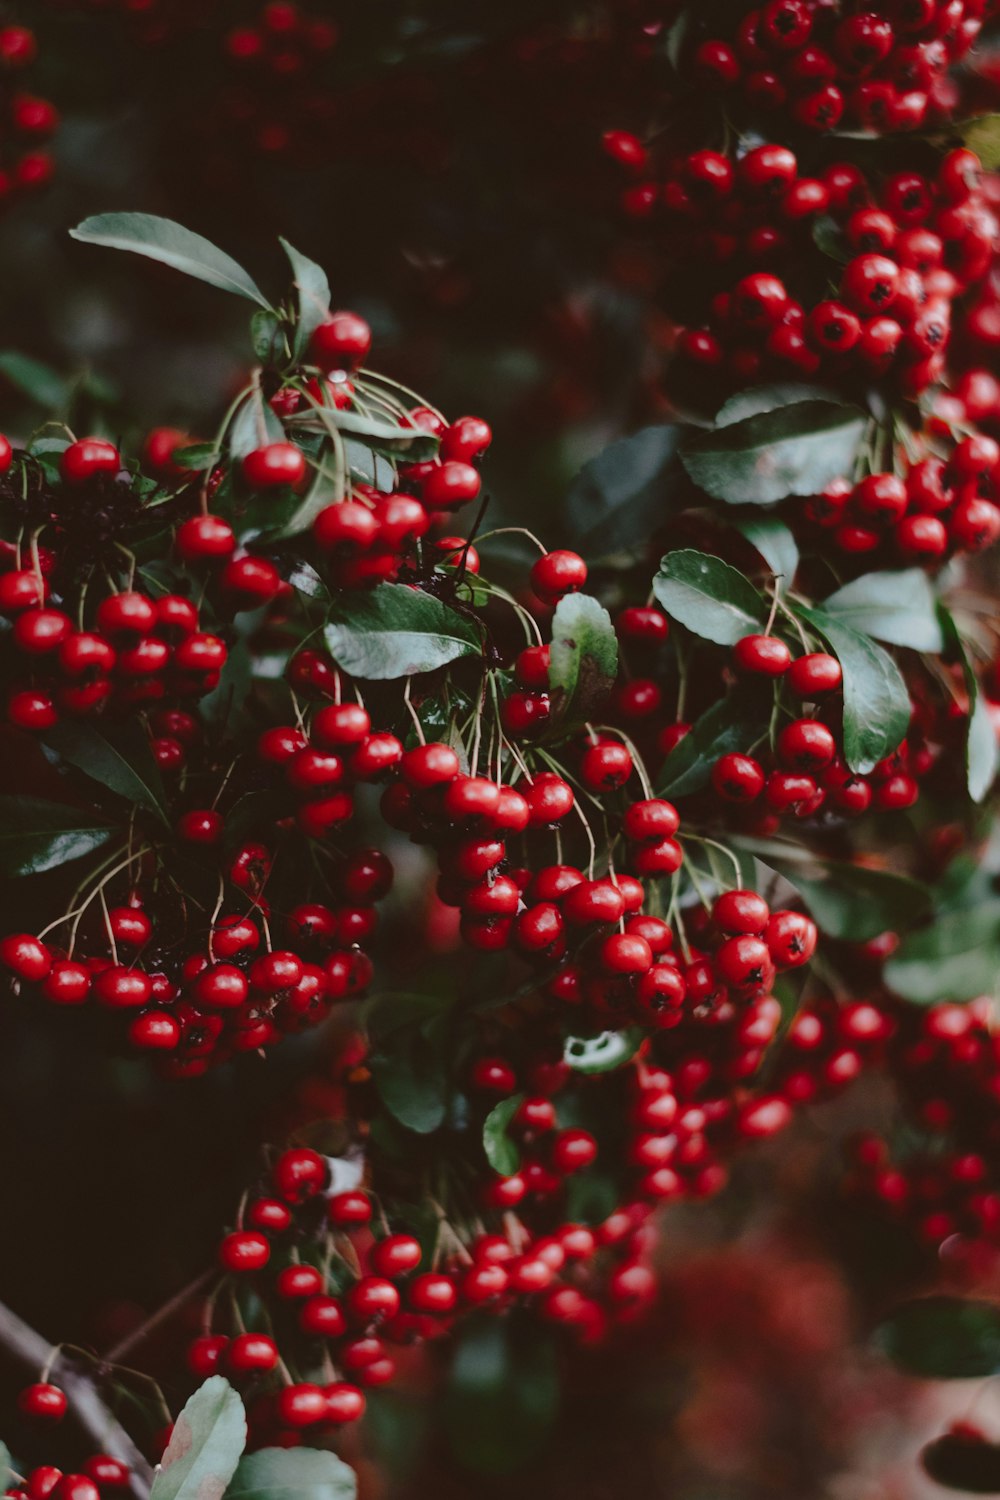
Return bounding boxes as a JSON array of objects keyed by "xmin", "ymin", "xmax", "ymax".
[{"xmin": 0, "ymin": 1299, "xmax": 154, "ymax": 1500}]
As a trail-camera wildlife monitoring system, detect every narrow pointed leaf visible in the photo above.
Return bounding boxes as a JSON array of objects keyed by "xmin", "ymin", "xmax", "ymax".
[{"xmin": 70, "ymin": 215, "xmax": 271, "ymax": 309}]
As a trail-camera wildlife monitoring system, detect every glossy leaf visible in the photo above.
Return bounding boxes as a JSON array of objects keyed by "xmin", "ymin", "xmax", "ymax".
[
  {"xmin": 0, "ymin": 796, "xmax": 115, "ymax": 877},
  {"xmin": 482, "ymin": 1094, "xmax": 523, "ymax": 1175},
  {"xmin": 820, "ymin": 569, "xmax": 943, "ymax": 651},
  {"xmin": 547, "ymin": 592, "xmax": 618, "ymax": 728},
  {"xmin": 564, "ymin": 425, "xmax": 681, "ymax": 557},
  {"xmin": 736, "ymin": 836, "xmax": 931, "ymax": 941},
  {"xmin": 227, "ymin": 1447, "xmax": 355, "ymax": 1500},
  {"xmin": 324, "ymin": 584, "xmax": 481, "ymax": 680},
  {"xmin": 680, "ymin": 399, "xmax": 866, "ymax": 504},
  {"xmin": 70, "ymin": 215, "xmax": 271, "ymax": 309},
  {"xmin": 939, "ymin": 608, "xmax": 999, "ymax": 803},
  {"xmin": 653, "ymin": 549, "xmax": 765, "ymax": 645},
  {"xmin": 44, "ymin": 720, "xmax": 169, "ymax": 823},
  {"xmin": 280, "ymin": 238, "xmax": 331, "ymax": 358},
  {"xmin": 657, "ymin": 687, "xmax": 769, "ymax": 799},
  {"xmin": 735, "ymin": 516, "xmax": 799, "ymax": 595},
  {"xmin": 798, "ymin": 605, "xmax": 909, "ymax": 774},
  {"xmin": 151, "ymin": 1377, "xmax": 247, "ymax": 1500},
  {"xmin": 884, "ymin": 902, "xmax": 1000, "ymax": 1003},
  {"xmin": 227, "ymin": 392, "xmax": 285, "ymax": 460}
]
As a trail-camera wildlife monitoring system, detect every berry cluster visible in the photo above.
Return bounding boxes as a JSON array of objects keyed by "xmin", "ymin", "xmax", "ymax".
[
  {"xmin": 688, "ymin": 0, "xmax": 993, "ymax": 134},
  {"xmin": 628, "ymin": 142, "xmax": 999, "ymax": 397},
  {"xmin": 805, "ymin": 434, "xmax": 1000, "ymax": 561},
  {"xmin": 5, "ymin": 1450, "xmax": 133, "ymax": 1500},
  {"xmin": 0, "ymin": 23, "xmax": 56, "ymax": 206}
]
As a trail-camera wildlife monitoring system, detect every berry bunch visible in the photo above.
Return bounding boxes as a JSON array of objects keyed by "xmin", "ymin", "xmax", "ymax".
[
  {"xmin": 0, "ymin": 23, "xmax": 57, "ymax": 207},
  {"xmin": 4, "ymin": 1453, "xmax": 134, "ymax": 1500},
  {"xmin": 687, "ymin": 0, "xmax": 993, "ymax": 134},
  {"xmin": 621, "ymin": 142, "xmax": 1000, "ymax": 397},
  {"xmin": 804, "ymin": 433, "xmax": 1000, "ymax": 561}
]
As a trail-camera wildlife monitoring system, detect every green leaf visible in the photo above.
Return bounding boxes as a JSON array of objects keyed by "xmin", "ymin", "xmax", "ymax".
[
  {"xmin": 0, "ymin": 1444, "xmax": 11, "ymax": 1490},
  {"xmin": 280, "ymin": 238, "xmax": 331, "ymax": 359},
  {"xmin": 250, "ymin": 310, "xmax": 283, "ymax": 365},
  {"xmin": 657, "ymin": 687, "xmax": 769, "ymax": 799},
  {"xmin": 547, "ymin": 592, "xmax": 618, "ymax": 729},
  {"xmin": 680, "ymin": 399, "xmax": 866, "ymax": 505},
  {"xmin": 370, "ymin": 1013, "xmax": 450, "ymax": 1134},
  {"xmin": 653, "ymin": 549, "xmax": 765, "ymax": 645},
  {"xmin": 564, "ymin": 1029, "xmax": 644, "ymax": 1074},
  {"xmin": 939, "ymin": 608, "xmax": 999, "ymax": 803},
  {"xmin": 444, "ymin": 1314, "xmax": 559, "ymax": 1475},
  {"xmin": 198, "ymin": 639, "xmax": 254, "ymax": 731},
  {"xmin": 735, "ymin": 516, "xmax": 799, "ymax": 595},
  {"xmin": 324, "ymin": 583, "xmax": 481, "ymax": 680},
  {"xmin": 735, "ymin": 836, "xmax": 931, "ymax": 941},
  {"xmin": 171, "ymin": 443, "xmax": 218, "ymax": 472},
  {"xmin": 820, "ymin": 569, "xmax": 943, "ymax": 651},
  {"xmin": 798, "ymin": 605, "xmax": 909, "ymax": 775},
  {"xmin": 227, "ymin": 392, "xmax": 285, "ymax": 460},
  {"xmin": 0, "ymin": 795, "xmax": 115, "ymax": 877},
  {"xmin": 877, "ymin": 1298, "xmax": 1000, "ymax": 1379},
  {"xmin": 362, "ymin": 991, "xmax": 452, "ymax": 1045},
  {"xmin": 715, "ymin": 383, "xmax": 838, "ymax": 426},
  {"xmin": 70, "ymin": 215, "xmax": 271, "ymax": 309},
  {"xmin": 0, "ymin": 351, "xmax": 71, "ymax": 409},
  {"xmin": 482, "ymin": 1094, "xmax": 523, "ymax": 1175},
  {"xmin": 811, "ymin": 214, "xmax": 849, "ymax": 263},
  {"xmin": 269, "ymin": 462, "xmax": 344, "ymax": 543},
  {"xmin": 151, "ymin": 1377, "xmax": 247, "ymax": 1500},
  {"xmin": 884, "ymin": 902, "xmax": 1000, "ymax": 1003},
  {"xmin": 44, "ymin": 720, "xmax": 168, "ymax": 823},
  {"xmin": 564, "ymin": 425, "xmax": 680, "ymax": 558},
  {"xmin": 956, "ymin": 113, "xmax": 1000, "ymax": 171},
  {"xmin": 227, "ymin": 1447, "xmax": 355, "ymax": 1500}
]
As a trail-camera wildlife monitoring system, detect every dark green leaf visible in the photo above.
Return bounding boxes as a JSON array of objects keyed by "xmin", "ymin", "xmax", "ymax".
[
  {"xmin": 0, "ymin": 795, "xmax": 115, "ymax": 877},
  {"xmin": 44, "ymin": 720, "xmax": 168, "ymax": 823},
  {"xmin": 877, "ymin": 1298, "xmax": 1000, "ymax": 1379},
  {"xmin": 362, "ymin": 991, "xmax": 452, "ymax": 1046},
  {"xmin": 735, "ymin": 836, "xmax": 931, "ymax": 941},
  {"xmin": 70, "ymin": 215, "xmax": 271, "ymax": 309},
  {"xmin": 811, "ymin": 214, "xmax": 849, "ymax": 263},
  {"xmin": 547, "ymin": 592, "xmax": 618, "ymax": 728},
  {"xmin": 482, "ymin": 1094, "xmax": 523, "ymax": 1175},
  {"xmin": 715, "ymin": 384, "xmax": 837, "ymax": 426},
  {"xmin": 820, "ymin": 569, "xmax": 943, "ymax": 651},
  {"xmin": 735, "ymin": 516, "xmax": 799, "ymax": 595},
  {"xmin": 370, "ymin": 1014, "xmax": 450, "ymax": 1135},
  {"xmin": 287, "ymin": 561, "xmax": 330, "ymax": 601},
  {"xmin": 280, "ymin": 239, "xmax": 331, "ymax": 359},
  {"xmin": 270, "ymin": 463, "xmax": 343, "ymax": 543},
  {"xmin": 444, "ymin": 1314, "xmax": 559, "ymax": 1475},
  {"xmin": 681, "ymin": 399, "xmax": 866, "ymax": 504},
  {"xmin": 0, "ymin": 351, "xmax": 71, "ymax": 409},
  {"xmin": 151, "ymin": 1377, "xmax": 247, "ymax": 1500},
  {"xmin": 798, "ymin": 605, "xmax": 909, "ymax": 774},
  {"xmin": 653, "ymin": 549, "xmax": 765, "ymax": 645},
  {"xmin": 657, "ymin": 688, "xmax": 769, "ymax": 798},
  {"xmin": 250, "ymin": 310, "xmax": 283, "ymax": 365},
  {"xmin": 324, "ymin": 583, "xmax": 481, "ymax": 680},
  {"xmin": 171, "ymin": 443, "xmax": 218, "ymax": 472},
  {"xmin": 564, "ymin": 1029, "xmax": 643, "ymax": 1074},
  {"xmin": 198, "ymin": 639, "xmax": 254, "ymax": 731},
  {"xmin": 227, "ymin": 392, "xmax": 285, "ymax": 460},
  {"xmin": 884, "ymin": 902, "xmax": 1000, "ymax": 1003},
  {"xmin": 956, "ymin": 113, "xmax": 1000, "ymax": 171},
  {"xmin": 939, "ymin": 608, "xmax": 999, "ymax": 803},
  {"xmin": 564, "ymin": 425, "xmax": 680, "ymax": 557},
  {"xmin": 227, "ymin": 1447, "xmax": 355, "ymax": 1500}
]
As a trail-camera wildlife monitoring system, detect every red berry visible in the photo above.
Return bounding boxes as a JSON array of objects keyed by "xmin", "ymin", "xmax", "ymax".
[
  {"xmin": 219, "ymin": 1230, "xmax": 270, "ymax": 1272},
  {"xmin": 310, "ymin": 311, "xmax": 371, "ymax": 371},
  {"xmin": 242, "ymin": 443, "xmax": 306, "ymax": 489},
  {"xmin": 530, "ymin": 550, "xmax": 587, "ymax": 601},
  {"xmin": 18, "ymin": 1384, "xmax": 67, "ymax": 1422},
  {"xmin": 60, "ymin": 438, "xmax": 120, "ymax": 485},
  {"xmin": 733, "ymin": 634, "xmax": 791, "ymax": 676}
]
